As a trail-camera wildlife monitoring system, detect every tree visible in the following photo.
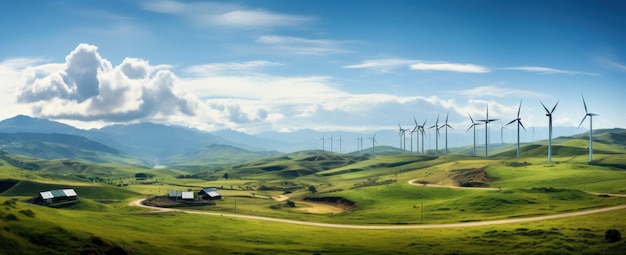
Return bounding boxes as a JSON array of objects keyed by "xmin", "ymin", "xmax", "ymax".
[
  {"xmin": 308, "ymin": 185, "xmax": 317, "ymax": 193},
  {"xmin": 222, "ymin": 173, "xmax": 229, "ymax": 180},
  {"xmin": 605, "ymin": 229, "xmax": 622, "ymax": 243}
]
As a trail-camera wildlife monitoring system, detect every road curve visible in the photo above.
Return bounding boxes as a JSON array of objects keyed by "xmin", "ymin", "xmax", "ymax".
[{"xmin": 129, "ymin": 199, "xmax": 626, "ymax": 230}]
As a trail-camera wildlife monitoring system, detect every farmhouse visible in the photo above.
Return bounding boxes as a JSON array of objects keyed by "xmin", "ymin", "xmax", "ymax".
[
  {"xmin": 199, "ymin": 188, "xmax": 221, "ymax": 200},
  {"xmin": 168, "ymin": 190, "xmax": 195, "ymax": 200},
  {"xmin": 36, "ymin": 189, "xmax": 78, "ymax": 204}
]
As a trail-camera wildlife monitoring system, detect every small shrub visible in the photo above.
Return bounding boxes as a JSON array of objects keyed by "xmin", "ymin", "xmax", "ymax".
[
  {"xmin": 18, "ymin": 210, "xmax": 35, "ymax": 218},
  {"xmin": 4, "ymin": 213, "xmax": 18, "ymax": 221},
  {"xmin": 605, "ymin": 229, "xmax": 621, "ymax": 243}
]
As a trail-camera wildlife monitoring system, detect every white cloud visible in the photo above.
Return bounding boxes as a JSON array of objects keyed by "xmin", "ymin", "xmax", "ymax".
[
  {"xmin": 17, "ymin": 44, "xmax": 197, "ymax": 122},
  {"xmin": 450, "ymin": 85, "xmax": 544, "ymax": 98},
  {"xmin": 143, "ymin": 1, "xmax": 313, "ymax": 29},
  {"xmin": 502, "ymin": 66, "xmax": 599, "ymax": 76},
  {"xmin": 410, "ymin": 62, "xmax": 490, "ymax": 73},
  {"xmin": 256, "ymin": 35, "xmax": 348, "ymax": 55},
  {"xmin": 343, "ymin": 58, "xmax": 417, "ymax": 72}
]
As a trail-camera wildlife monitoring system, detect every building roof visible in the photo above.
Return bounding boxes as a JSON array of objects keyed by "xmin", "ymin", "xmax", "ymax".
[
  {"xmin": 169, "ymin": 190, "xmax": 182, "ymax": 198},
  {"xmin": 39, "ymin": 189, "xmax": 77, "ymax": 199},
  {"xmin": 182, "ymin": 191, "xmax": 194, "ymax": 200},
  {"xmin": 200, "ymin": 188, "xmax": 221, "ymax": 198}
]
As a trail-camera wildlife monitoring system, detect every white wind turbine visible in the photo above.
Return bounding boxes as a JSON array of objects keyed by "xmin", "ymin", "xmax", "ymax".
[
  {"xmin": 506, "ymin": 100, "xmax": 526, "ymax": 158},
  {"xmin": 440, "ymin": 111, "xmax": 454, "ymax": 156},
  {"xmin": 320, "ymin": 135, "xmax": 326, "ymax": 151},
  {"xmin": 578, "ymin": 95, "xmax": 598, "ymax": 162},
  {"xmin": 466, "ymin": 113, "xmax": 482, "ymax": 157},
  {"xmin": 397, "ymin": 123, "xmax": 408, "ymax": 153},
  {"xmin": 540, "ymin": 100, "xmax": 559, "ymax": 162},
  {"xmin": 477, "ymin": 105, "xmax": 498, "ymax": 158},
  {"xmin": 417, "ymin": 119, "xmax": 427, "ymax": 154}
]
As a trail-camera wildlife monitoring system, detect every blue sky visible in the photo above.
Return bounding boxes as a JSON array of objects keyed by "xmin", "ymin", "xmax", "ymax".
[{"xmin": 0, "ymin": 0, "xmax": 624, "ymax": 140}]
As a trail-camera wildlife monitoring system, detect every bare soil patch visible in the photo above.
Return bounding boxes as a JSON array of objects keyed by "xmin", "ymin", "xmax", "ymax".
[
  {"xmin": 450, "ymin": 167, "xmax": 491, "ymax": 187},
  {"xmin": 302, "ymin": 196, "xmax": 356, "ymax": 211}
]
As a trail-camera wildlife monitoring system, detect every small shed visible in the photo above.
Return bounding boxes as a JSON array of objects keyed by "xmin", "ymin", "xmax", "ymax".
[
  {"xmin": 36, "ymin": 189, "xmax": 78, "ymax": 204},
  {"xmin": 199, "ymin": 188, "xmax": 221, "ymax": 200}
]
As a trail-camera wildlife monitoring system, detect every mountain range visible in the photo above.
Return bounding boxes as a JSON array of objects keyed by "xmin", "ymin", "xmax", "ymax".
[{"xmin": 0, "ymin": 115, "xmax": 622, "ymax": 168}]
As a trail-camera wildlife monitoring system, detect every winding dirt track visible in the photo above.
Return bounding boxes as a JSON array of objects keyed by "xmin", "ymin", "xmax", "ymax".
[{"xmin": 130, "ymin": 184, "xmax": 626, "ymax": 230}]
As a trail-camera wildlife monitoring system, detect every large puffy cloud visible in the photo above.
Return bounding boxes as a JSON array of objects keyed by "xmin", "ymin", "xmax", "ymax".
[{"xmin": 17, "ymin": 44, "xmax": 197, "ymax": 122}]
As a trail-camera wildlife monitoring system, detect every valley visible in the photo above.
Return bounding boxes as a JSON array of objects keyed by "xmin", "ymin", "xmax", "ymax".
[{"xmin": 0, "ymin": 127, "xmax": 625, "ymax": 254}]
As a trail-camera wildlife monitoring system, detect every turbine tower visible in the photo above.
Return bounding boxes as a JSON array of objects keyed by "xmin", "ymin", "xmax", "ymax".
[
  {"xmin": 369, "ymin": 134, "xmax": 377, "ymax": 155},
  {"xmin": 466, "ymin": 113, "xmax": 482, "ymax": 157},
  {"xmin": 328, "ymin": 135, "xmax": 334, "ymax": 153},
  {"xmin": 337, "ymin": 136, "xmax": 343, "ymax": 153},
  {"xmin": 507, "ymin": 100, "xmax": 526, "ymax": 158},
  {"xmin": 578, "ymin": 95, "xmax": 598, "ymax": 162},
  {"xmin": 440, "ymin": 112, "xmax": 454, "ymax": 156},
  {"xmin": 477, "ymin": 105, "xmax": 498, "ymax": 158},
  {"xmin": 500, "ymin": 120, "xmax": 506, "ymax": 145},
  {"xmin": 540, "ymin": 100, "xmax": 559, "ymax": 162},
  {"xmin": 412, "ymin": 116, "xmax": 420, "ymax": 154},
  {"xmin": 320, "ymin": 135, "xmax": 326, "ymax": 151},
  {"xmin": 429, "ymin": 115, "xmax": 441, "ymax": 156}
]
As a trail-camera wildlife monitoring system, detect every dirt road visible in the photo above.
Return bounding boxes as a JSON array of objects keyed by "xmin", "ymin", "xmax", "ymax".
[{"xmin": 129, "ymin": 199, "xmax": 626, "ymax": 230}]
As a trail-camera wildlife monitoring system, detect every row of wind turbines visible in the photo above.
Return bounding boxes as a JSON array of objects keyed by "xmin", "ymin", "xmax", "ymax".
[{"xmin": 396, "ymin": 95, "xmax": 598, "ymax": 162}]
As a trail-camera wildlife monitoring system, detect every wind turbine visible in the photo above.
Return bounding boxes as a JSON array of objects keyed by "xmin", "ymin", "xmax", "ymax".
[
  {"xmin": 440, "ymin": 111, "xmax": 454, "ymax": 156},
  {"xmin": 506, "ymin": 100, "xmax": 526, "ymax": 158},
  {"xmin": 540, "ymin": 100, "xmax": 559, "ymax": 162},
  {"xmin": 337, "ymin": 136, "xmax": 343, "ymax": 153},
  {"xmin": 418, "ymin": 119, "xmax": 427, "ymax": 154},
  {"xmin": 477, "ymin": 104, "xmax": 498, "ymax": 158},
  {"xmin": 429, "ymin": 115, "xmax": 441, "ymax": 156},
  {"xmin": 328, "ymin": 135, "xmax": 334, "ymax": 153},
  {"xmin": 412, "ymin": 116, "xmax": 422, "ymax": 154},
  {"xmin": 466, "ymin": 113, "xmax": 482, "ymax": 157},
  {"xmin": 320, "ymin": 135, "xmax": 326, "ymax": 151},
  {"xmin": 578, "ymin": 95, "xmax": 598, "ymax": 162},
  {"xmin": 397, "ymin": 123, "xmax": 407, "ymax": 153},
  {"xmin": 369, "ymin": 134, "xmax": 377, "ymax": 155}
]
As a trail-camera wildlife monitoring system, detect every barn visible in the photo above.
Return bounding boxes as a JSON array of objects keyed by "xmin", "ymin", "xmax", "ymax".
[
  {"xmin": 36, "ymin": 189, "xmax": 78, "ymax": 204},
  {"xmin": 199, "ymin": 188, "xmax": 221, "ymax": 200}
]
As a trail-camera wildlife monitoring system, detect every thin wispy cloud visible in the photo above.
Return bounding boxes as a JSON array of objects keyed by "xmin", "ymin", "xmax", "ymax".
[
  {"xmin": 502, "ymin": 66, "xmax": 599, "ymax": 76},
  {"xmin": 410, "ymin": 62, "xmax": 490, "ymax": 73},
  {"xmin": 256, "ymin": 35, "xmax": 347, "ymax": 55},
  {"xmin": 142, "ymin": 0, "xmax": 314, "ymax": 29},
  {"xmin": 450, "ymin": 85, "xmax": 544, "ymax": 98},
  {"xmin": 343, "ymin": 58, "xmax": 417, "ymax": 72},
  {"xmin": 185, "ymin": 60, "xmax": 280, "ymax": 76}
]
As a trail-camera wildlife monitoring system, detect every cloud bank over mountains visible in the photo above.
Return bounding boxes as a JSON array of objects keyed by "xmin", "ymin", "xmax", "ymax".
[{"xmin": 7, "ymin": 44, "xmax": 592, "ymax": 134}]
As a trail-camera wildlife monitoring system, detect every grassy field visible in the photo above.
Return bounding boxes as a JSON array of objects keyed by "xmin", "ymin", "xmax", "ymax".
[{"xmin": 1, "ymin": 130, "xmax": 625, "ymax": 254}]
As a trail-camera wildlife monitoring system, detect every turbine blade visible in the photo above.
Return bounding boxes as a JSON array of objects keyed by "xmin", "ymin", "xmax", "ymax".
[
  {"xmin": 466, "ymin": 125, "xmax": 473, "ymax": 132},
  {"xmin": 540, "ymin": 100, "xmax": 550, "ymax": 114},
  {"xmin": 468, "ymin": 113, "xmax": 474, "ymax": 123},
  {"xmin": 582, "ymin": 94, "xmax": 588, "ymax": 114},
  {"xmin": 506, "ymin": 119, "xmax": 516, "ymax": 126},
  {"xmin": 517, "ymin": 100, "xmax": 522, "ymax": 118},
  {"xmin": 551, "ymin": 100, "xmax": 559, "ymax": 113},
  {"xmin": 519, "ymin": 121, "xmax": 526, "ymax": 132},
  {"xmin": 445, "ymin": 111, "xmax": 449, "ymax": 124},
  {"xmin": 413, "ymin": 116, "xmax": 418, "ymax": 125},
  {"xmin": 435, "ymin": 115, "xmax": 440, "ymax": 125},
  {"xmin": 578, "ymin": 115, "xmax": 588, "ymax": 129},
  {"xmin": 422, "ymin": 119, "xmax": 427, "ymax": 127}
]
